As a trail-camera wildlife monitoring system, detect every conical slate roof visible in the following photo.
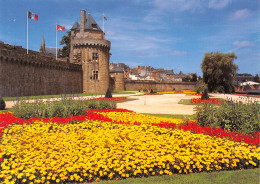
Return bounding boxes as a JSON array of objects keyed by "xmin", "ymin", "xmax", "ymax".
[
  {"xmin": 85, "ymin": 13, "xmax": 102, "ymax": 31},
  {"xmin": 71, "ymin": 21, "xmax": 80, "ymax": 31},
  {"xmin": 71, "ymin": 13, "xmax": 102, "ymax": 31}
]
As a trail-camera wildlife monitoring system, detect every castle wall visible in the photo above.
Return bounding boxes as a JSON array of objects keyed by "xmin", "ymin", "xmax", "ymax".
[
  {"xmin": 124, "ymin": 80, "xmax": 197, "ymax": 91},
  {"xmin": 110, "ymin": 72, "xmax": 125, "ymax": 91},
  {"xmin": 0, "ymin": 44, "xmax": 83, "ymax": 97}
]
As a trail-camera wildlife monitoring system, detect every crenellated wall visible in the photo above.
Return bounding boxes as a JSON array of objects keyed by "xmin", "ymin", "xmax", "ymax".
[{"xmin": 0, "ymin": 43, "xmax": 83, "ymax": 97}]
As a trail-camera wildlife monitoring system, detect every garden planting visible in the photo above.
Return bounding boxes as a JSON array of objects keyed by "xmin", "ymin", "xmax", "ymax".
[{"xmin": 0, "ymin": 98, "xmax": 259, "ymax": 184}]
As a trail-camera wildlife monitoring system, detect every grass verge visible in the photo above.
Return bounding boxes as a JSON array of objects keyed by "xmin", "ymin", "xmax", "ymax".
[
  {"xmin": 99, "ymin": 168, "xmax": 260, "ymax": 184},
  {"xmin": 178, "ymin": 99, "xmax": 193, "ymax": 105},
  {"xmin": 3, "ymin": 91, "xmax": 136, "ymax": 101},
  {"xmin": 143, "ymin": 113, "xmax": 196, "ymax": 120}
]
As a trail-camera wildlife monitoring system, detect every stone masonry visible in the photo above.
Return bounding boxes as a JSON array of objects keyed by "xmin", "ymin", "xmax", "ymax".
[
  {"xmin": 70, "ymin": 10, "xmax": 111, "ymax": 93},
  {"xmin": 0, "ymin": 43, "xmax": 82, "ymax": 97}
]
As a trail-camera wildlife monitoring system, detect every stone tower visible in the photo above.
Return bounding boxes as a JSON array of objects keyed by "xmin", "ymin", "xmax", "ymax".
[{"xmin": 70, "ymin": 10, "xmax": 111, "ymax": 93}]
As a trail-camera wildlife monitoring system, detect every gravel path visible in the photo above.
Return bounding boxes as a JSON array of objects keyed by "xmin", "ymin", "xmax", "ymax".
[{"xmin": 5, "ymin": 92, "xmax": 259, "ymax": 115}]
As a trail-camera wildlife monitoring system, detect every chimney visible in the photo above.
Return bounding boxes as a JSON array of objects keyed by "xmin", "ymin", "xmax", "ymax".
[{"xmin": 80, "ymin": 10, "xmax": 86, "ymax": 33}]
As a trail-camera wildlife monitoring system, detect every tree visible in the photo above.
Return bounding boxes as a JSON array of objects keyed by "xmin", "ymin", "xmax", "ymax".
[
  {"xmin": 191, "ymin": 73, "xmax": 198, "ymax": 82},
  {"xmin": 253, "ymin": 74, "xmax": 259, "ymax": 83},
  {"xmin": 201, "ymin": 52, "xmax": 238, "ymax": 93},
  {"xmin": 60, "ymin": 31, "xmax": 71, "ymax": 58}
]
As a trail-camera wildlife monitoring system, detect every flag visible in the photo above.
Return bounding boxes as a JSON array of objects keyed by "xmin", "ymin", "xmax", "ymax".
[
  {"xmin": 103, "ymin": 14, "xmax": 107, "ymax": 21},
  {"xmin": 56, "ymin": 24, "xmax": 65, "ymax": 31},
  {"xmin": 28, "ymin": 11, "xmax": 38, "ymax": 20}
]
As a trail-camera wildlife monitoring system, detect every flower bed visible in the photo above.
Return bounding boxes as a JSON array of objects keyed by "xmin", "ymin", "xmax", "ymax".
[
  {"xmin": 191, "ymin": 98, "xmax": 222, "ymax": 104},
  {"xmin": 144, "ymin": 93, "xmax": 158, "ymax": 95},
  {"xmin": 192, "ymin": 93, "xmax": 202, "ymax": 96},
  {"xmin": 88, "ymin": 110, "xmax": 260, "ymax": 145},
  {"xmin": 1, "ymin": 119, "xmax": 259, "ymax": 184},
  {"xmin": 90, "ymin": 97, "xmax": 127, "ymax": 101}
]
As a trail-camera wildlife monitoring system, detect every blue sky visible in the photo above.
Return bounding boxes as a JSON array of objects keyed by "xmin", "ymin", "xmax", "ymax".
[{"xmin": 0, "ymin": 0, "xmax": 259, "ymax": 76}]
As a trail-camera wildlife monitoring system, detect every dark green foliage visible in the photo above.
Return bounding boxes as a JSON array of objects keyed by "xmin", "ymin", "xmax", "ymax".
[
  {"xmin": 143, "ymin": 89, "xmax": 148, "ymax": 92},
  {"xmin": 60, "ymin": 31, "xmax": 71, "ymax": 58},
  {"xmin": 0, "ymin": 96, "xmax": 6, "ymax": 110},
  {"xmin": 12, "ymin": 98, "xmax": 116, "ymax": 119},
  {"xmin": 191, "ymin": 73, "xmax": 198, "ymax": 82},
  {"xmin": 253, "ymin": 74, "xmax": 259, "ymax": 83},
  {"xmin": 195, "ymin": 101, "xmax": 260, "ymax": 134},
  {"xmin": 201, "ymin": 89, "xmax": 209, "ymax": 100},
  {"xmin": 105, "ymin": 88, "xmax": 112, "ymax": 98},
  {"xmin": 196, "ymin": 89, "xmax": 200, "ymax": 94},
  {"xmin": 201, "ymin": 52, "xmax": 238, "ymax": 93},
  {"xmin": 150, "ymin": 89, "xmax": 156, "ymax": 93}
]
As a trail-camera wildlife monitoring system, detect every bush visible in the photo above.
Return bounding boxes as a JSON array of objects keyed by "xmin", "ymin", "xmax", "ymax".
[
  {"xmin": 12, "ymin": 98, "xmax": 116, "ymax": 119},
  {"xmin": 201, "ymin": 89, "xmax": 209, "ymax": 100},
  {"xmin": 143, "ymin": 89, "xmax": 148, "ymax": 92},
  {"xmin": 195, "ymin": 101, "xmax": 260, "ymax": 134},
  {"xmin": 0, "ymin": 96, "xmax": 6, "ymax": 110},
  {"xmin": 105, "ymin": 88, "xmax": 112, "ymax": 98}
]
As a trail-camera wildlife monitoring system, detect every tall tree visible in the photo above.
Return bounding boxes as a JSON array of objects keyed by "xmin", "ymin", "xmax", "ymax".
[
  {"xmin": 60, "ymin": 31, "xmax": 71, "ymax": 58},
  {"xmin": 191, "ymin": 73, "xmax": 198, "ymax": 82},
  {"xmin": 253, "ymin": 74, "xmax": 259, "ymax": 83},
  {"xmin": 201, "ymin": 52, "xmax": 238, "ymax": 93}
]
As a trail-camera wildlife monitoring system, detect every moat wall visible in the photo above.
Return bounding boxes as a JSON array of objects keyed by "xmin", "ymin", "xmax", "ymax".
[{"xmin": 0, "ymin": 43, "xmax": 83, "ymax": 97}]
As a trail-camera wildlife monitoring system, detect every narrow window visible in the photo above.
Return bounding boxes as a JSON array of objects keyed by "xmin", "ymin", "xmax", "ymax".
[
  {"xmin": 93, "ymin": 70, "xmax": 98, "ymax": 80},
  {"xmin": 92, "ymin": 52, "xmax": 99, "ymax": 61}
]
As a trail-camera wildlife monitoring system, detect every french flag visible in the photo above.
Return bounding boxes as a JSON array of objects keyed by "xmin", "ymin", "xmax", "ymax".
[
  {"xmin": 28, "ymin": 11, "xmax": 38, "ymax": 20},
  {"xmin": 57, "ymin": 25, "xmax": 65, "ymax": 31}
]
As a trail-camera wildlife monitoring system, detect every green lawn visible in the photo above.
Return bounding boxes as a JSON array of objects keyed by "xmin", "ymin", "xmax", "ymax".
[
  {"xmin": 143, "ymin": 113, "xmax": 196, "ymax": 120},
  {"xmin": 2, "ymin": 91, "xmax": 136, "ymax": 101},
  {"xmin": 178, "ymin": 99, "xmax": 193, "ymax": 105},
  {"xmin": 99, "ymin": 168, "xmax": 260, "ymax": 184}
]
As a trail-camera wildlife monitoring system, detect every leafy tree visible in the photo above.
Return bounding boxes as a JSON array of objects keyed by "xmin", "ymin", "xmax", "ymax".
[
  {"xmin": 60, "ymin": 31, "xmax": 71, "ymax": 58},
  {"xmin": 191, "ymin": 73, "xmax": 198, "ymax": 82},
  {"xmin": 201, "ymin": 52, "xmax": 238, "ymax": 93},
  {"xmin": 253, "ymin": 74, "xmax": 259, "ymax": 83}
]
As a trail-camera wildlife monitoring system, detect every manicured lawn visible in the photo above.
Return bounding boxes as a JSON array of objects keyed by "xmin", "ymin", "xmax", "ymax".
[
  {"xmin": 143, "ymin": 113, "xmax": 196, "ymax": 120},
  {"xmin": 2, "ymin": 91, "xmax": 136, "ymax": 101},
  {"xmin": 178, "ymin": 99, "xmax": 193, "ymax": 105},
  {"xmin": 99, "ymin": 168, "xmax": 260, "ymax": 184}
]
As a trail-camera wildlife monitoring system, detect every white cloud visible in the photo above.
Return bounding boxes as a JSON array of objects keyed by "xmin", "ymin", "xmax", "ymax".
[
  {"xmin": 208, "ymin": 0, "xmax": 231, "ymax": 9},
  {"xmin": 230, "ymin": 9, "xmax": 253, "ymax": 20},
  {"xmin": 170, "ymin": 51, "xmax": 187, "ymax": 56},
  {"xmin": 233, "ymin": 41, "xmax": 255, "ymax": 48},
  {"xmin": 154, "ymin": 0, "xmax": 204, "ymax": 12}
]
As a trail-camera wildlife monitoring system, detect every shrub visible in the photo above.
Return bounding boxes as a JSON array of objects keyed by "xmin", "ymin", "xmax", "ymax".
[
  {"xmin": 12, "ymin": 98, "xmax": 116, "ymax": 119},
  {"xmin": 195, "ymin": 101, "xmax": 260, "ymax": 134},
  {"xmin": 201, "ymin": 89, "xmax": 209, "ymax": 100},
  {"xmin": 0, "ymin": 96, "xmax": 6, "ymax": 110},
  {"xmin": 105, "ymin": 88, "xmax": 112, "ymax": 98},
  {"xmin": 143, "ymin": 89, "xmax": 148, "ymax": 92}
]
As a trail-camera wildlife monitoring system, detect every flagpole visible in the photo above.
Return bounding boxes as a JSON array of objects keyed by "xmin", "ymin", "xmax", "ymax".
[
  {"xmin": 56, "ymin": 25, "xmax": 57, "ymax": 60},
  {"xmin": 27, "ymin": 10, "xmax": 28, "ymax": 54},
  {"xmin": 103, "ymin": 13, "xmax": 104, "ymax": 39}
]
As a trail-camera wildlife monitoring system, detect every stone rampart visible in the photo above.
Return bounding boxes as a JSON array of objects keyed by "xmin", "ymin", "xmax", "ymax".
[
  {"xmin": 125, "ymin": 80, "xmax": 197, "ymax": 91},
  {"xmin": 0, "ymin": 43, "xmax": 83, "ymax": 97}
]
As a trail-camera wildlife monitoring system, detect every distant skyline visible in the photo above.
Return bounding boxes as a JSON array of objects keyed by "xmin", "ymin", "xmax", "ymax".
[{"xmin": 0, "ymin": 0, "xmax": 259, "ymax": 76}]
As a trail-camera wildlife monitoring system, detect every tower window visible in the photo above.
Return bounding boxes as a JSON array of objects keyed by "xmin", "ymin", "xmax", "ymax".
[
  {"xmin": 92, "ymin": 24, "xmax": 97, "ymax": 29},
  {"xmin": 92, "ymin": 52, "xmax": 99, "ymax": 61},
  {"xmin": 93, "ymin": 70, "xmax": 98, "ymax": 80}
]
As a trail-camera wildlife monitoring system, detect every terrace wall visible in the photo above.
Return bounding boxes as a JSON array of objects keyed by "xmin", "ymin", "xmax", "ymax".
[{"xmin": 0, "ymin": 43, "xmax": 83, "ymax": 97}]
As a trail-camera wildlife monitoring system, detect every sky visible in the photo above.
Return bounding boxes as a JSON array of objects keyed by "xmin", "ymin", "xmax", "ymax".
[{"xmin": 0, "ymin": 0, "xmax": 259, "ymax": 76}]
